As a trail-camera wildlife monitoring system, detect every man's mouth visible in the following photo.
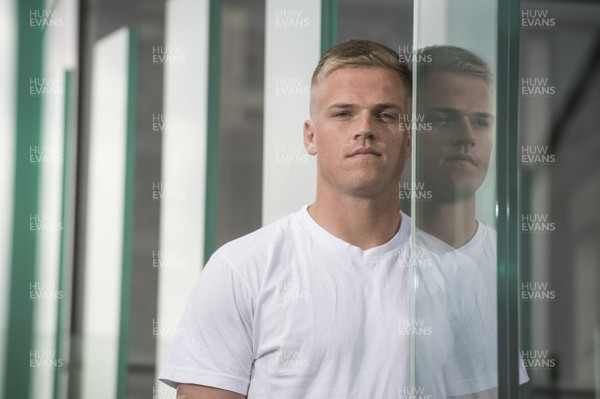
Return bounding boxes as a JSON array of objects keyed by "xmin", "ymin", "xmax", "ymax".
[
  {"xmin": 445, "ymin": 154, "xmax": 476, "ymax": 165},
  {"xmin": 349, "ymin": 147, "xmax": 382, "ymax": 157}
]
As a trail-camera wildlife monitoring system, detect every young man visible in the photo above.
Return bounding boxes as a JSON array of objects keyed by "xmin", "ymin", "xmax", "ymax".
[
  {"xmin": 160, "ymin": 40, "xmax": 496, "ymax": 398},
  {"xmin": 415, "ymin": 45, "xmax": 529, "ymax": 385}
]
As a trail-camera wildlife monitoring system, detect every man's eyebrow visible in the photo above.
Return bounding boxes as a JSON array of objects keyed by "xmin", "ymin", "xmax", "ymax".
[
  {"xmin": 327, "ymin": 103, "xmax": 355, "ymax": 109},
  {"xmin": 327, "ymin": 103, "xmax": 403, "ymax": 110},
  {"xmin": 373, "ymin": 103, "xmax": 403, "ymax": 110}
]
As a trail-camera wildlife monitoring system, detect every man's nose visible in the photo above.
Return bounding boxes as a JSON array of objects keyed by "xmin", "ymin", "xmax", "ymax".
[
  {"xmin": 354, "ymin": 111, "xmax": 376, "ymax": 140},
  {"xmin": 453, "ymin": 115, "xmax": 476, "ymax": 147}
]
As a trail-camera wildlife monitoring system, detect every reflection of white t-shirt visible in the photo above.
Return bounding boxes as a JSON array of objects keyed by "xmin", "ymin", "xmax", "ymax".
[
  {"xmin": 416, "ymin": 221, "xmax": 530, "ymax": 384},
  {"xmin": 159, "ymin": 207, "xmax": 497, "ymax": 398}
]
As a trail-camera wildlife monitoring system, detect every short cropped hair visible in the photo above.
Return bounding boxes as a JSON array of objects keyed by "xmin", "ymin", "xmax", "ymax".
[
  {"xmin": 310, "ymin": 39, "xmax": 412, "ymax": 117},
  {"xmin": 416, "ymin": 45, "xmax": 493, "ymax": 86}
]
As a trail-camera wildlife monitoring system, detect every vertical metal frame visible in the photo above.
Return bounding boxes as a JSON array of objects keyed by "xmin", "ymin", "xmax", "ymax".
[
  {"xmin": 116, "ymin": 29, "xmax": 138, "ymax": 399},
  {"xmin": 321, "ymin": 0, "xmax": 338, "ymax": 54},
  {"xmin": 203, "ymin": 0, "xmax": 222, "ymax": 263},
  {"xmin": 53, "ymin": 70, "xmax": 75, "ymax": 399},
  {"xmin": 496, "ymin": 0, "xmax": 521, "ymax": 396}
]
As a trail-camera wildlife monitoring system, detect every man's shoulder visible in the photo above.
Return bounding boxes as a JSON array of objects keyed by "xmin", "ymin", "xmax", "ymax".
[{"xmin": 213, "ymin": 208, "xmax": 308, "ymax": 265}]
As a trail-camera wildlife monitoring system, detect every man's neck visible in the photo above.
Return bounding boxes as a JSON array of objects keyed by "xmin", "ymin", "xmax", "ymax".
[
  {"xmin": 308, "ymin": 186, "xmax": 401, "ymax": 250},
  {"xmin": 416, "ymin": 196, "xmax": 477, "ymax": 248}
]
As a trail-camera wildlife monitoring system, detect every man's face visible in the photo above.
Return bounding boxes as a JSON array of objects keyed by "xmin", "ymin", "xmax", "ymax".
[
  {"xmin": 419, "ymin": 72, "xmax": 493, "ymax": 202},
  {"xmin": 304, "ymin": 67, "xmax": 411, "ymax": 198}
]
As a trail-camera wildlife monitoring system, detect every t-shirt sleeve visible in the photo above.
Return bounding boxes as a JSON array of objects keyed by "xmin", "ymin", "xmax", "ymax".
[{"xmin": 159, "ymin": 252, "xmax": 255, "ymax": 395}]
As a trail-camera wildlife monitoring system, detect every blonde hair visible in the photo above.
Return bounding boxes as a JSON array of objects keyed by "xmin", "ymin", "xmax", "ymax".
[
  {"xmin": 416, "ymin": 45, "xmax": 492, "ymax": 86},
  {"xmin": 310, "ymin": 39, "xmax": 411, "ymax": 117}
]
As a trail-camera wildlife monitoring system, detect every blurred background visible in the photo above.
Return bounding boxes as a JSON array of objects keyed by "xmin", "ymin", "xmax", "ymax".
[{"xmin": 1, "ymin": 0, "xmax": 599, "ymax": 398}]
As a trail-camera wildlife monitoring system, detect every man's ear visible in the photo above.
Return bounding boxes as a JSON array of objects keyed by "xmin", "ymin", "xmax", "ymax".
[{"xmin": 304, "ymin": 119, "xmax": 317, "ymax": 155}]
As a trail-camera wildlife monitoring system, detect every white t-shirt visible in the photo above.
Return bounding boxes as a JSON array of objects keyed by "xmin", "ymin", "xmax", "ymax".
[
  {"xmin": 160, "ymin": 207, "xmax": 497, "ymax": 398},
  {"xmin": 416, "ymin": 221, "xmax": 530, "ymax": 384}
]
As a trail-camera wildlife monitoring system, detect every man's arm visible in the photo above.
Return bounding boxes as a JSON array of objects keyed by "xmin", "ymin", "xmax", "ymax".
[
  {"xmin": 159, "ymin": 253, "xmax": 255, "ymax": 395},
  {"xmin": 177, "ymin": 384, "xmax": 246, "ymax": 399}
]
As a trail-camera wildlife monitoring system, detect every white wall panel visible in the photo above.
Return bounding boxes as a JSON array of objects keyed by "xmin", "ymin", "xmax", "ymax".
[{"xmin": 262, "ymin": 0, "xmax": 321, "ymax": 224}]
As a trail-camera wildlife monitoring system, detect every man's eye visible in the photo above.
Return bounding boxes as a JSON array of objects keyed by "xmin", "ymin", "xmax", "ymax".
[
  {"xmin": 475, "ymin": 118, "xmax": 491, "ymax": 129},
  {"xmin": 333, "ymin": 111, "xmax": 351, "ymax": 118},
  {"xmin": 379, "ymin": 113, "xmax": 399, "ymax": 123},
  {"xmin": 428, "ymin": 115, "xmax": 451, "ymax": 126}
]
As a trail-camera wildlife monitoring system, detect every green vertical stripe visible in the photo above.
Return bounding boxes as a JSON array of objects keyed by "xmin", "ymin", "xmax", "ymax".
[
  {"xmin": 519, "ymin": 170, "xmax": 532, "ymax": 398},
  {"xmin": 496, "ymin": 0, "xmax": 521, "ymax": 396},
  {"xmin": 52, "ymin": 70, "xmax": 74, "ymax": 399},
  {"xmin": 3, "ymin": 1, "xmax": 45, "ymax": 398},
  {"xmin": 204, "ymin": 0, "xmax": 222, "ymax": 264},
  {"xmin": 116, "ymin": 29, "xmax": 138, "ymax": 399},
  {"xmin": 320, "ymin": 0, "xmax": 338, "ymax": 55}
]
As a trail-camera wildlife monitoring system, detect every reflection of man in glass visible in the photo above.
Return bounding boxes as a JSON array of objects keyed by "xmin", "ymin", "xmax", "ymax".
[
  {"xmin": 416, "ymin": 46, "xmax": 494, "ymax": 256},
  {"xmin": 415, "ymin": 45, "xmax": 529, "ymax": 389}
]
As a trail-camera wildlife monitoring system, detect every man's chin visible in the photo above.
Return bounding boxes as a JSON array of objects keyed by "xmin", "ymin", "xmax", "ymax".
[
  {"xmin": 427, "ymin": 183, "xmax": 480, "ymax": 203},
  {"xmin": 344, "ymin": 181, "xmax": 395, "ymax": 199}
]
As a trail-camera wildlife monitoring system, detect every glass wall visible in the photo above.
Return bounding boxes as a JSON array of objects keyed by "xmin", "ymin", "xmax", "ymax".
[{"xmin": 412, "ymin": 1, "xmax": 503, "ymax": 396}]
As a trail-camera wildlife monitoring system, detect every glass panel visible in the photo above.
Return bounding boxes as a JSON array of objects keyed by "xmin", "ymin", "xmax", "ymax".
[
  {"xmin": 413, "ymin": 0, "xmax": 501, "ymax": 396},
  {"xmin": 154, "ymin": 1, "xmax": 209, "ymax": 398},
  {"xmin": 31, "ymin": 2, "xmax": 78, "ymax": 396},
  {"xmin": 262, "ymin": 0, "xmax": 320, "ymax": 225},
  {"xmin": 216, "ymin": 0, "xmax": 265, "ymax": 244},
  {"xmin": 81, "ymin": 27, "xmax": 132, "ymax": 399}
]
